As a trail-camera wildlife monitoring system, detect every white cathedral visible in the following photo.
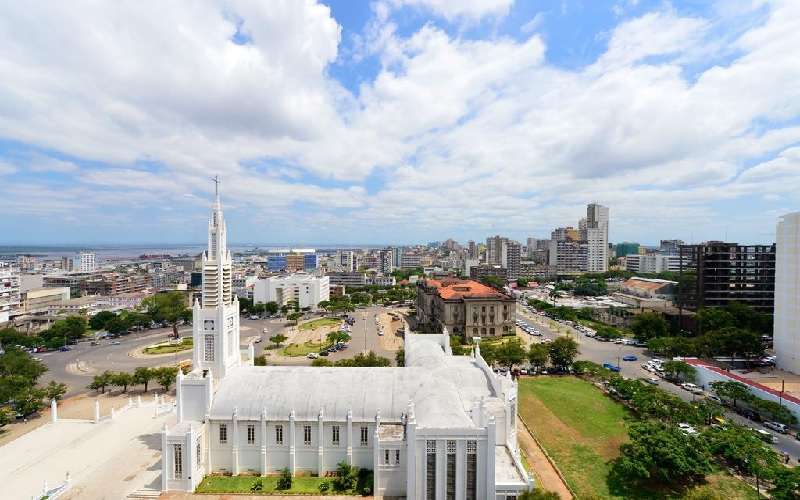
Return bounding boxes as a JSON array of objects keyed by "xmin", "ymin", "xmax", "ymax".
[{"xmin": 161, "ymin": 188, "xmax": 532, "ymax": 499}]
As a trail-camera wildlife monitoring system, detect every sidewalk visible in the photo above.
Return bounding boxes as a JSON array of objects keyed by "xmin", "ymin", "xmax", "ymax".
[{"xmin": 517, "ymin": 420, "xmax": 573, "ymax": 499}]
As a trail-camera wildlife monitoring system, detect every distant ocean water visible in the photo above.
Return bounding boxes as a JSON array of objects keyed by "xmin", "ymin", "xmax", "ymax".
[{"xmin": 0, "ymin": 243, "xmax": 390, "ymax": 261}]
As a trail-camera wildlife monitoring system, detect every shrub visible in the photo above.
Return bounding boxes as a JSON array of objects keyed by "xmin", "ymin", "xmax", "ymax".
[
  {"xmin": 333, "ymin": 461, "xmax": 359, "ymax": 491},
  {"xmin": 250, "ymin": 478, "xmax": 263, "ymax": 492},
  {"xmin": 318, "ymin": 481, "xmax": 330, "ymax": 493},
  {"xmin": 276, "ymin": 467, "xmax": 292, "ymax": 490}
]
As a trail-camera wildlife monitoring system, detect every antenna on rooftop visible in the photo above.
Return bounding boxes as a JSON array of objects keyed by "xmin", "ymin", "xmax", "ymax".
[{"xmin": 212, "ymin": 175, "xmax": 220, "ymax": 197}]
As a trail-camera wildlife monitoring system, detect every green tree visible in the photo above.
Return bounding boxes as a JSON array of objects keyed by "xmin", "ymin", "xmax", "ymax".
[
  {"xmin": 88, "ymin": 370, "xmax": 114, "ymax": 394},
  {"xmin": 519, "ymin": 489, "xmax": 561, "ymax": 500},
  {"xmin": 662, "ymin": 360, "xmax": 696, "ymax": 383},
  {"xmin": 548, "ymin": 337, "xmax": 579, "ymax": 372},
  {"xmin": 516, "ymin": 278, "xmax": 530, "ymax": 287},
  {"xmin": 336, "ymin": 351, "xmax": 392, "ymax": 367},
  {"xmin": 0, "ymin": 406, "xmax": 12, "ymax": 431},
  {"xmin": 697, "ymin": 308, "xmax": 735, "ymax": 334},
  {"xmin": 254, "ymin": 354, "xmax": 267, "ymax": 366},
  {"xmin": 90, "ymin": 310, "xmax": 117, "ymax": 330},
  {"xmin": 12, "ymin": 386, "xmax": 45, "ymax": 416},
  {"xmin": 112, "ymin": 371, "xmax": 134, "ymax": 393},
  {"xmin": 495, "ymin": 338, "xmax": 526, "ymax": 370},
  {"xmin": 614, "ymin": 421, "xmax": 712, "ymax": 485},
  {"xmin": 528, "ymin": 344, "xmax": 549, "ymax": 373},
  {"xmin": 326, "ymin": 331, "xmax": 351, "ymax": 346},
  {"xmin": 710, "ymin": 380, "xmax": 753, "ymax": 410},
  {"xmin": 629, "ymin": 312, "xmax": 668, "ymax": 341},
  {"xmin": 264, "ymin": 301, "xmax": 280, "ymax": 316},
  {"xmin": 770, "ymin": 466, "xmax": 800, "ymax": 500},
  {"xmin": 105, "ymin": 315, "xmax": 131, "ymax": 334},
  {"xmin": 333, "ymin": 461, "xmax": 359, "ymax": 492},
  {"xmin": 269, "ymin": 334, "xmax": 287, "ymax": 348},
  {"xmin": 140, "ymin": 292, "xmax": 188, "ymax": 338},
  {"xmin": 133, "ymin": 367, "xmax": 155, "ymax": 392},
  {"xmin": 317, "ymin": 300, "xmax": 331, "ymax": 315},
  {"xmin": 277, "ymin": 467, "xmax": 292, "ymax": 490},
  {"xmin": 287, "ymin": 312, "xmax": 303, "ymax": 325},
  {"xmin": 312, "ymin": 358, "xmax": 334, "ymax": 367},
  {"xmin": 155, "ymin": 366, "xmax": 179, "ymax": 391},
  {"xmin": 43, "ymin": 380, "xmax": 68, "ymax": 402},
  {"xmin": 704, "ymin": 424, "xmax": 780, "ymax": 482},
  {"xmin": 395, "ymin": 349, "xmax": 405, "ymax": 367}
]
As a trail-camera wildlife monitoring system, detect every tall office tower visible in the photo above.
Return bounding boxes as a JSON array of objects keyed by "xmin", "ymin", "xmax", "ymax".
[
  {"xmin": 467, "ymin": 240, "xmax": 477, "ymax": 259},
  {"xmin": 486, "ymin": 235, "xmax": 505, "ymax": 265},
  {"xmin": 526, "ymin": 238, "xmax": 538, "ymax": 258},
  {"xmin": 337, "ymin": 250, "xmax": 355, "ymax": 272},
  {"xmin": 659, "ymin": 239, "xmax": 685, "ymax": 255},
  {"xmin": 392, "ymin": 247, "xmax": 403, "ymax": 268},
  {"xmin": 191, "ymin": 184, "xmax": 241, "ymax": 379},
  {"xmin": 585, "ymin": 204, "xmax": 609, "ymax": 272},
  {"xmin": 0, "ymin": 262, "xmax": 20, "ymax": 323},
  {"xmin": 775, "ymin": 213, "xmax": 800, "ymax": 373},
  {"xmin": 500, "ymin": 240, "xmax": 521, "ymax": 280},
  {"xmin": 79, "ymin": 251, "xmax": 96, "ymax": 272},
  {"xmin": 679, "ymin": 242, "xmax": 775, "ymax": 314},
  {"xmin": 378, "ymin": 247, "xmax": 394, "ymax": 274}
]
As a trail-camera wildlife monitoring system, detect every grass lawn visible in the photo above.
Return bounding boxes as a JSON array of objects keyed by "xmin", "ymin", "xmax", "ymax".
[
  {"xmin": 282, "ymin": 341, "xmax": 326, "ymax": 357},
  {"xmin": 196, "ymin": 475, "xmax": 342, "ymax": 495},
  {"xmin": 518, "ymin": 376, "xmax": 758, "ymax": 499},
  {"xmin": 298, "ymin": 317, "xmax": 341, "ymax": 331},
  {"xmin": 143, "ymin": 337, "xmax": 192, "ymax": 355}
]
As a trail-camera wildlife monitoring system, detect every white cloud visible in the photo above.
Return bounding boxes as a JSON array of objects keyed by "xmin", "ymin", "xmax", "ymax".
[
  {"xmin": 521, "ymin": 13, "xmax": 544, "ymax": 34},
  {"xmin": 28, "ymin": 157, "xmax": 79, "ymax": 173},
  {"xmin": 387, "ymin": 0, "xmax": 513, "ymax": 22},
  {"xmin": 0, "ymin": 1, "xmax": 798, "ymax": 243},
  {"xmin": 0, "ymin": 161, "xmax": 16, "ymax": 175}
]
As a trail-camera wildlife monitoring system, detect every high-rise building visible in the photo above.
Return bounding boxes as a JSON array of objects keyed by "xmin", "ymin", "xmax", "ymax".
[
  {"xmin": 79, "ymin": 251, "xmax": 96, "ymax": 272},
  {"xmin": 774, "ymin": 213, "xmax": 800, "ymax": 373},
  {"xmin": 378, "ymin": 247, "xmax": 394, "ymax": 274},
  {"xmin": 467, "ymin": 240, "xmax": 477, "ymax": 259},
  {"xmin": 191, "ymin": 185, "xmax": 241, "ymax": 379},
  {"xmin": 486, "ymin": 235, "xmax": 505, "ymax": 265},
  {"xmin": 585, "ymin": 203, "xmax": 609, "ymax": 273},
  {"xmin": 502, "ymin": 240, "xmax": 521, "ymax": 280},
  {"xmin": 678, "ymin": 242, "xmax": 775, "ymax": 314},
  {"xmin": 659, "ymin": 239, "xmax": 685, "ymax": 255},
  {"xmin": 615, "ymin": 242, "xmax": 640, "ymax": 258},
  {"xmin": 0, "ymin": 262, "xmax": 20, "ymax": 323},
  {"xmin": 254, "ymin": 275, "xmax": 330, "ymax": 310}
]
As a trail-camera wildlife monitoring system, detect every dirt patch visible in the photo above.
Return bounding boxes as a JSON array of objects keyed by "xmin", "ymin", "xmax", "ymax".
[
  {"xmin": 517, "ymin": 419, "xmax": 573, "ymax": 499},
  {"xmin": 377, "ymin": 312, "xmax": 404, "ymax": 352}
]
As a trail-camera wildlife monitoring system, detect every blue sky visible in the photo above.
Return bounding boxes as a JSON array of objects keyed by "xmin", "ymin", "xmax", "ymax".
[{"xmin": 0, "ymin": 0, "xmax": 797, "ymax": 246}]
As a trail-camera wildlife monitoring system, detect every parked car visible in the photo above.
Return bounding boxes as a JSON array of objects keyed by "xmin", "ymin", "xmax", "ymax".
[
  {"xmin": 622, "ymin": 355, "xmax": 638, "ymax": 361},
  {"xmin": 254, "ymin": 337, "xmax": 262, "ymax": 343},
  {"xmin": 754, "ymin": 428, "xmax": 778, "ymax": 444},
  {"xmin": 645, "ymin": 377, "xmax": 659, "ymax": 385},
  {"xmin": 678, "ymin": 423, "xmax": 698, "ymax": 435},
  {"xmin": 58, "ymin": 346, "xmax": 71, "ymax": 352},
  {"xmin": 764, "ymin": 421, "xmax": 789, "ymax": 434},
  {"xmin": 307, "ymin": 353, "xmax": 319, "ymax": 359},
  {"xmin": 249, "ymin": 315, "xmax": 259, "ymax": 320},
  {"xmin": 602, "ymin": 363, "xmax": 621, "ymax": 372}
]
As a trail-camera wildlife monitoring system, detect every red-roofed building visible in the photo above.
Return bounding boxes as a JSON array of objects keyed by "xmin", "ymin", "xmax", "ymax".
[{"xmin": 416, "ymin": 278, "xmax": 515, "ymax": 338}]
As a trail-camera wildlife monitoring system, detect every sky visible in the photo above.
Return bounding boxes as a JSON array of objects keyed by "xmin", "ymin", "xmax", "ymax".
[{"xmin": 0, "ymin": 0, "xmax": 798, "ymax": 247}]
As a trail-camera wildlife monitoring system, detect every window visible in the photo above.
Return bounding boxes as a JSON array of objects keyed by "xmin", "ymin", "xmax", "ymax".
[
  {"xmin": 332, "ymin": 425, "xmax": 340, "ymax": 446},
  {"xmin": 304, "ymin": 425, "xmax": 312, "ymax": 446},
  {"xmin": 466, "ymin": 441, "xmax": 477, "ymax": 500},
  {"xmin": 219, "ymin": 424, "xmax": 227, "ymax": 444},
  {"xmin": 446, "ymin": 440, "xmax": 456, "ymax": 500},
  {"xmin": 395, "ymin": 449, "xmax": 401, "ymax": 465},
  {"xmin": 196, "ymin": 439, "xmax": 202, "ymax": 468},
  {"xmin": 247, "ymin": 424, "xmax": 255, "ymax": 444},
  {"xmin": 426, "ymin": 440, "xmax": 436, "ymax": 500},
  {"xmin": 204, "ymin": 334, "xmax": 215, "ymax": 362},
  {"xmin": 360, "ymin": 426, "xmax": 369, "ymax": 446},
  {"xmin": 384, "ymin": 449, "xmax": 390, "ymax": 464},
  {"xmin": 173, "ymin": 444, "xmax": 183, "ymax": 479},
  {"xmin": 275, "ymin": 425, "xmax": 283, "ymax": 445}
]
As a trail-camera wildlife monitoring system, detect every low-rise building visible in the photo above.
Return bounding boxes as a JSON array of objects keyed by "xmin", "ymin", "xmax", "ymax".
[
  {"xmin": 21, "ymin": 287, "xmax": 70, "ymax": 315},
  {"xmin": 96, "ymin": 291, "xmax": 151, "ymax": 311},
  {"xmin": 327, "ymin": 272, "xmax": 368, "ymax": 287},
  {"xmin": 416, "ymin": 278, "xmax": 515, "ymax": 337},
  {"xmin": 0, "ymin": 262, "xmax": 20, "ymax": 323},
  {"xmin": 254, "ymin": 274, "xmax": 330, "ymax": 310}
]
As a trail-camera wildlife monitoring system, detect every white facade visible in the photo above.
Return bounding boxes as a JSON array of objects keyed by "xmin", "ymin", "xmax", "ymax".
[
  {"xmin": 624, "ymin": 254, "xmax": 681, "ymax": 273},
  {"xmin": 0, "ymin": 262, "xmax": 20, "ymax": 323},
  {"xmin": 585, "ymin": 204, "xmax": 609, "ymax": 273},
  {"xmin": 253, "ymin": 275, "xmax": 330, "ymax": 310},
  {"xmin": 79, "ymin": 252, "xmax": 96, "ymax": 273},
  {"xmin": 775, "ymin": 213, "xmax": 800, "ymax": 374},
  {"xmin": 163, "ymin": 190, "xmax": 532, "ymax": 499}
]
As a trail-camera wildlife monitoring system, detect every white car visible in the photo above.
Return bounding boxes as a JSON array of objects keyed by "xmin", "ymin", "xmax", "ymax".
[
  {"xmin": 307, "ymin": 353, "xmax": 319, "ymax": 359},
  {"xmin": 678, "ymin": 423, "xmax": 698, "ymax": 435}
]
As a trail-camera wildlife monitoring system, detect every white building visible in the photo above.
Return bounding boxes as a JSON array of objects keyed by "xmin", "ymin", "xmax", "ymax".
[
  {"xmin": 0, "ymin": 262, "xmax": 21, "ymax": 323},
  {"xmin": 253, "ymin": 275, "xmax": 330, "ymax": 310},
  {"xmin": 585, "ymin": 203, "xmax": 609, "ymax": 273},
  {"xmin": 775, "ymin": 213, "xmax": 800, "ymax": 374},
  {"xmin": 624, "ymin": 254, "xmax": 682, "ymax": 273},
  {"xmin": 162, "ymin": 189, "xmax": 532, "ymax": 499},
  {"xmin": 79, "ymin": 251, "xmax": 96, "ymax": 273}
]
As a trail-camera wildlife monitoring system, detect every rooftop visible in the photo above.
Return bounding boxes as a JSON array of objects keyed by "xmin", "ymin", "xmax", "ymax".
[{"xmin": 423, "ymin": 278, "xmax": 507, "ymax": 300}]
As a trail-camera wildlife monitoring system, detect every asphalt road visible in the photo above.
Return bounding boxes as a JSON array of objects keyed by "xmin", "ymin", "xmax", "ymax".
[
  {"xmin": 39, "ymin": 307, "xmax": 400, "ymax": 397},
  {"xmin": 516, "ymin": 302, "xmax": 800, "ymax": 461}
]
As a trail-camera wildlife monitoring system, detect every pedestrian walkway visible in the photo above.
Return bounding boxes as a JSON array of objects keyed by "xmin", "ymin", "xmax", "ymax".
[
  {"xmin": 0, "ymin": 400, "xmax": 173, "ymax": 500},
  {"xmin": 517, "ymin": 419, "xmax": 573, "ymax": 499}
]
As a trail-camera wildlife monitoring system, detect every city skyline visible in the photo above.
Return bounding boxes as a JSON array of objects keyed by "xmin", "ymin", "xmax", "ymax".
[{"xmin": 1, "ymin": 1, "xmax": 798, "ymax": 245}]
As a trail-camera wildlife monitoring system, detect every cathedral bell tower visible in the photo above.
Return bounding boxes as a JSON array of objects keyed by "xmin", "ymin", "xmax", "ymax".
[{"xmin": 191, "ymin": 177, "xmax": 241, "ymax": 379}]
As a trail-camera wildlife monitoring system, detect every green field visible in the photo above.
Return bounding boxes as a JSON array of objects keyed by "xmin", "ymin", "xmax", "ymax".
[
  {"xmin": 281, "ymin": 341, "xmax": 325, "ymax": 357},
  {"xmin": 518, "ymin": 376, "xmax": 758, "ymax": 499},
  {"xmin": 298, "ymin": 317, "xmax": 341, "ymax": 331},
  {"xmin": 143, "ymin": 337, "xmax": 192, "ymax": 355},
  {"xmin": 196, "ymin": 475, "xmax": 342, "ymax": 495}
]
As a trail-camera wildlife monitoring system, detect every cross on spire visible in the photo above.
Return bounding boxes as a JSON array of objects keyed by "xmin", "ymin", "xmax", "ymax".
[{"xmin": 212, "ymin": 175, "xmax": 220, "ymax": 197}]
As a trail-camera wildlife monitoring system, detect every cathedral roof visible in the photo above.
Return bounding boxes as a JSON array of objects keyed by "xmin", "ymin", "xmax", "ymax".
[{"xmin": 209, "ymin": 335, "xmax": 502, "ymax": 428}]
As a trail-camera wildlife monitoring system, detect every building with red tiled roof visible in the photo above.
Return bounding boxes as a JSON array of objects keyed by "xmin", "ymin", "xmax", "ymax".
[{"xmin": 416, "ymin": 278, "xmax": 515, "ymax": 338}]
